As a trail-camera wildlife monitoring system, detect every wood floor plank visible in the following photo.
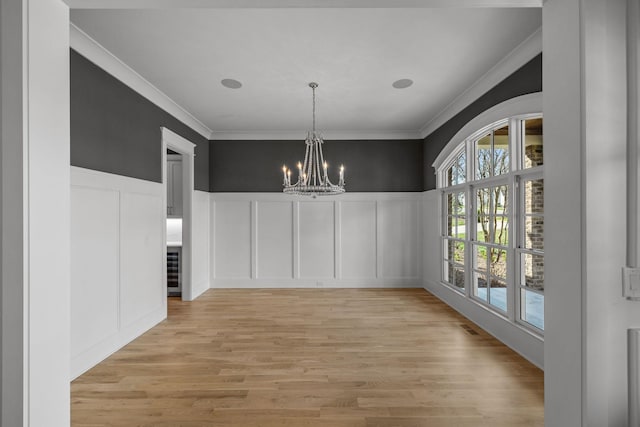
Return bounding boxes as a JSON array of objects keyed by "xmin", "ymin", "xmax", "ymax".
[{"xmin": 71, "ymin": 288, "xmax": 543, "ymax": 426}]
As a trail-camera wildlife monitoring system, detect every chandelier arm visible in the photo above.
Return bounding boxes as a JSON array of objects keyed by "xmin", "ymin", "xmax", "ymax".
[
  {"xmin": 312, "ymin": 142, "xmax": 316, "ymax": 186},
  {"xmin": 318, "ymin": 140, "xmax": 326, "ymax": 182},
  {"xmin": 314, "ymin": 142, "xmax": 320, "ymax": 186},
  {"xmin": 315, "ymin": 142, "xmax": 322, "ymax": 186},
  {"xmin": 310, "ymin": 142, "xmax": 315, "ymax": 186},
  {"xmin": 307, "ymin": 142, "xmax": 314, "ymax": 186},
  {"xmin": 300, "ymin": 140, "xmax": 313, "ymax": 185}
]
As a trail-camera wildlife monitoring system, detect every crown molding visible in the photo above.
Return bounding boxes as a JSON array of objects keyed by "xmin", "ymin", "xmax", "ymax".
[
  {"xmin": 419, "ymin": 26, "xmax": 542, "ymax": 139},
  {"xmin": 65, "ymin": 0, "xmax": 542, "ymax": 9},
  {"xmin": 70, "ymin": 23, "xmax": 213, "ymax": 139},
  {"xmin": 209, "ymin": 129, "xmax": 423, "ymax": 141}
]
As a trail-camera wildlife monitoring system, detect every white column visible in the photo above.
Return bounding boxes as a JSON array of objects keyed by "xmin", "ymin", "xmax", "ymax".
[
  {"xmin": 1, "ymin": 0, "xmax": 27, "ymax": 424},
  {"xmin": 1, "ymin": 0, "xmax": 70, "ymax": 425},
  {"xmin": 629, "ymin": 0, "xmax": 640, "ymax": 423},
  {"xmin": 543, "ymin": 0, "xmax": 584, "ymax": 423},
  {"xmin": 545, "ymin": 0, "xmax": 640, "ymax": 425}
]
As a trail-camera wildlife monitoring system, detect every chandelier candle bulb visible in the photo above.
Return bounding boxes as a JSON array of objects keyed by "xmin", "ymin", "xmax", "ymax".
[{"xmin": 282, "ymin": 83, "xmax": 345, "ymax": 196}]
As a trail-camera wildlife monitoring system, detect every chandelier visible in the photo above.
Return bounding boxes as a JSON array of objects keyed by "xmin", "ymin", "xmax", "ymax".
[{"xmin": 282, "ymin": 82, "xmax": 345, "ymax": 196}]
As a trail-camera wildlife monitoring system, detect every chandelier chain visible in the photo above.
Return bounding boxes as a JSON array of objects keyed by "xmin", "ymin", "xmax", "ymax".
[{"xmin": 312, "ymin": 83, "xmax": 316, "ymax": 133}]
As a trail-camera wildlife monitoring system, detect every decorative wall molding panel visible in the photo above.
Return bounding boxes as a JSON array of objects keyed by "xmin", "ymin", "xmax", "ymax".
[
  {"xmin": 70, "ymin": 166, "xmax": 165, "ymax": 379},
  {"xmin": 210, "ymin": 193, "xmax": 422, "ymax": 288}
]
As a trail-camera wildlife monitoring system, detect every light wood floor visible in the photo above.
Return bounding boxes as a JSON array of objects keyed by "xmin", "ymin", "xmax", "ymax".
[{"xmin": 71, "ymin": 289, "xmax": 543, "ymax": 426}]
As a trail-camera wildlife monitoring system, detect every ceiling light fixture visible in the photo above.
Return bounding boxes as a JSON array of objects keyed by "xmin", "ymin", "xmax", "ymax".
[
  {"xmin": 221, "ymin": 78, "xmax": 242, "ymax": 89},
  {"xmin": 282, "ymin": 83, "xmax": 345, "ymax": 196},
  {"xmin": 392, "ymin": 78, "xmax": 413, "ymax": 89}
]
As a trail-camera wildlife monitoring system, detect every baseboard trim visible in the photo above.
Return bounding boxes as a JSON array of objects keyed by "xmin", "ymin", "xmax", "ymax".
[{"xmin": 211, "ymin": 279, "xmax": 423, "ymax": 289}]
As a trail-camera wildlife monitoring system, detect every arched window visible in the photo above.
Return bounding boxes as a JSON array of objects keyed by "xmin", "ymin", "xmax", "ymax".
[{"xmin": 436, "ymin": 106, "xmax": 544, "ymax": 333}]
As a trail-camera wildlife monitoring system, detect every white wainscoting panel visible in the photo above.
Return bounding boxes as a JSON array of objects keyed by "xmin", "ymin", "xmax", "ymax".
[
  {"xmin": 192, "ymin": 190, "xmax": 211, "ymax": 298},
  {"xmin": 422, "ymin": 190, "xmax": 442, "ymax": 284},
  {"xmin": 71, "ymin": 186, "xmax": 120, "ymax": 359},
  {"xmin": 380, "ymin": 200, "xmax": 420, "ymax": 280},
  {"xmin": 256, "ymin": 201, "xmax": 293, "ymax": 279},
  {"xmin": 213, "ymin": 200, "xmax": 252, "ymax": 279},
  {"xmin": 70, "ymin": 167, "xmax": 165, "ymax": 379},
  {"xmin": 299, "ymin": 201, "xmax": 336, "ymax": 279},
  {"xmin": 340, "ymin": 201, "xmax": 377, "ymax": 279},
  {"xmin": 119, "ymin": 192, "xmax": 164, "ymax": 328},
  {"xmin": 210, "ymin": 193, "xmax": 422, "ymax": 288}
]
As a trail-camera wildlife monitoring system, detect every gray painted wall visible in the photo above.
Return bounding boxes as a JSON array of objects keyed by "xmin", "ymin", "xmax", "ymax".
[
  {"xmin": 209, "ymin": 139, "xmax": 424, "ymax": 192},
  {"xmin": 70, "ymin": 48, "xmax": 540, "ymax": 194},
  {"xmin": 70, "ymin": 50, "xmax": 210, "ymax": 191},
  {"xmin": 422, "ymin": 54, "xmax": 543, "ymax": 190}
]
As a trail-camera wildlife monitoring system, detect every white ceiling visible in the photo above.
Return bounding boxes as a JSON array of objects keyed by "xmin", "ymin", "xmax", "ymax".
[{"xmin": 70, "ymin": 7, "xmax": 541, "ymax": 139}]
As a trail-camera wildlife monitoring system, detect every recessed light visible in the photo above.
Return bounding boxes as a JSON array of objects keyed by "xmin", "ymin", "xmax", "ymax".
[
  {"xmin": 221, "ymin": 78, "xmax": 242, "ymax": 89},
  {"xmin": 392, "ymin": 79, "xmax": 413, "ymax": 89}
]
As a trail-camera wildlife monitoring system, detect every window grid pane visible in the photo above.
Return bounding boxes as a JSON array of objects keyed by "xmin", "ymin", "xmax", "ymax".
[
  {"xmin": 523, "ymin": 118, "xmax": 543, "ymax": 169},
  {"xmin": 447, "ymin": 167, "xmax": 454, "ymax": 186},
  {"xmin": 451, "ymin": 240, "xmax": 465, "ymax": 266},
  {"xmin": 524, "ymin": 216, "xmax": 544, "ymax": 251},
  {"xmin": 454, "ymin": 217, "xmax": 465, "ymax": 239},
  {"xmin": 457, "ymin": 152, "xmax": 466, "ymax": 184},
  {"xmin": 454, "ymin": 267, "xmax": 465, "ymax": 291},
  {"xmin": 489, "ymin": 276, "xmax": 507, "ymax": 312},
  {"xmin": 521, "ymin": 252, "xmax": 544, "ymax": 291},
  {"xmin": 524, "ymin": 178, "xmax": 544, "ymax": 214},
  {"xmin": 472, "ymin": 243, "xmax": 490, "ymax": 300},
  {"xmin": 493, "ymin": 216, "xmax": 509, "ymax": 245},
  {"xmin": 474, "ymin": 271, "xmax": 488, "ymax": 302},
  {"xmin": 475, "ymin": 134, "xmax": 492, "ymax": 180},
  {"xmin": 493, "ymin": 125, "xmax": 510, "ymax": 176},
  {"xmin": 446, "ymin": 193, "xmax": 454, "ymax": 216},
  {"xmin": 488, "ymin": 248, "xmax": 507, "ymax": 312},
  {"xmin": 446, "ymin": 152, "xmax": 467, "ymax": 186},
  {"xmin": 445, "ymin": 261, "xmax": 454, "ymax": 285},
  {"xmin": 521, "ymin": 288, "xmax": 544, "ymax": 330}
]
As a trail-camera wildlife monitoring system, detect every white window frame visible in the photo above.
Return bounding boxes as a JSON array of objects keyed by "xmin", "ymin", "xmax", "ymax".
[
  {"xmin": 434, "ymin": 96, "xmax": 543, "ymax": 336},
  {"xmin": 441, "ymin": 187, "xmax": 468, "ymax": 291}
]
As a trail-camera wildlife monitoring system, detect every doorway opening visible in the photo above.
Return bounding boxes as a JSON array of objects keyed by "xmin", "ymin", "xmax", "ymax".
[
  {"xmin": 161, "ymin": 127, "xmax": 195, "ymax": 302},
  {"xmin": 166, "ymin": 148, "xmax": 183, "ymax": 297}
]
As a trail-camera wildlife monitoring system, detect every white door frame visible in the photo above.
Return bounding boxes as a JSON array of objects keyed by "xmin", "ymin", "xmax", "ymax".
[{"xmin": 161, "ymin": 127, "xmax": 196, "ymax": 301}]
